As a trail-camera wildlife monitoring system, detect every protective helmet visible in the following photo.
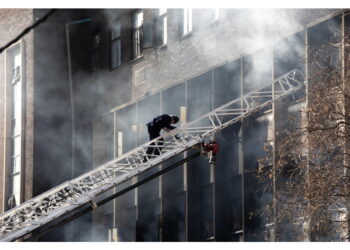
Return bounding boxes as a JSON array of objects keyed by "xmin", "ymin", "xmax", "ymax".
[{"xmin": 171, "ymin": 115, "xmax": 179, "ymax": 124}]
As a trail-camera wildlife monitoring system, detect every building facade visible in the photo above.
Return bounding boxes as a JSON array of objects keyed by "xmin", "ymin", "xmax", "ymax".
[{"xmin": 0, "ymin": 8, "xmax": 348, "ymax": 241}]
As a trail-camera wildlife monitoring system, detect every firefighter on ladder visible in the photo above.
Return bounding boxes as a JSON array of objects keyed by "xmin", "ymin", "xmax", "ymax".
[{"xmin": 144, "ymin": 114, "xmax": 179, "ymax": 161}]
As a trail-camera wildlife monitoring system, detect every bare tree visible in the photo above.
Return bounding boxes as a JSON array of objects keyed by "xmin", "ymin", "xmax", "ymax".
[{"xmin": 257, "ymin": 32, "xmax": 350, "ymax": 241}]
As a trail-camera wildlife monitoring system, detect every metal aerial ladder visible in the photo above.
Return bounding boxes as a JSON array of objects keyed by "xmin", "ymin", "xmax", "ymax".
[{"xmin": 0, "ymin": 69, "xmax": 304, "ymax": 242}]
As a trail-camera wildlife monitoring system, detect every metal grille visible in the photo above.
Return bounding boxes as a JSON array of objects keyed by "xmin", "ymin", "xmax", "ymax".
[{"xmin": 0, "ymin": 69, "xmax": 304, "ymax": 242}]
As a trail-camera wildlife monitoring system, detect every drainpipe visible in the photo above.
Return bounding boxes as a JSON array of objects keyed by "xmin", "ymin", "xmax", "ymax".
[{"xmin": 65, "ymin": 18, "xmax": 92, "ymax": 179}]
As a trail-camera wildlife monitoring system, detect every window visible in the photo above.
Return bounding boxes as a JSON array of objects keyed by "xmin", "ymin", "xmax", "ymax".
[
  {"xmin": 133, "ymin": 10, "xmax": 143, "ymax": 58},
  {"xmin": 111, "ymin": 21, "xmax": 121, "ymax": 69},
  {"xmin": 8, "ymin": 46, "xmax": 22, "ymax": 210},
  {"xmin": 158, "ymin": 8, "xmax": 167, "ymax": 46},
  {"xmin": 183, "ymin": 8, "xmax": 192, "ymax": 36},
  {"xmin": 256, "ymin": 112, "xmax": 274, "ymax": 147}
]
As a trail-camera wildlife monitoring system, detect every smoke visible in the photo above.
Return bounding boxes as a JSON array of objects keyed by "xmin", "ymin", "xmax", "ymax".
[
  {"xmin": 239, "ymin": 9, "xmax": 303, "ymax": 50},
  {"xmin": 26, "ymin": 8, "xmax": 342, "ymax": 241},
  {"xmin": 94, "ymin": 8, "xmax": 320, "ymax": 242}
]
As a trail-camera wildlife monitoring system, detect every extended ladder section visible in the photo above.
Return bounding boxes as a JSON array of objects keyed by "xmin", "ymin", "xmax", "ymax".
[{"xmin": 0, "ymin": 69, "xmax": 304, "ymax": 242}]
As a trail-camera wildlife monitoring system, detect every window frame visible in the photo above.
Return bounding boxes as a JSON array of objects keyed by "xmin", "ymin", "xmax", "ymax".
[
  {"xmin": 5, "ymin": 43, "xmax": 23, "ymax": 210},
  {"xmin": 182, "ymin": 8, "xmax": 193, "ymax": 37},
  {"xmin": 110, "ymin": 21, "xmax": 122, "ymax": 69},
  {"xmin": 133, "ymin": 10, "xmax": 143, "ymax": 59},
  {"xmin": 158, "ymin": 8, "xmax": 168, "ymax": 46}
]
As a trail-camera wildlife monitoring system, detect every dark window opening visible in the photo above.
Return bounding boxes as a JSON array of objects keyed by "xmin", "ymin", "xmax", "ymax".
[{"xmin": 111, "ymin": 21, "xmax": 121, "ymax": 69}]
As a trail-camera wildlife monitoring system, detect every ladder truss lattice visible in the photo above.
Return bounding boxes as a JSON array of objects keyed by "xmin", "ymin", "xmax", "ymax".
[{"xmin": 0, "ymin": 69, "xmax": 304, "ymax": 241}]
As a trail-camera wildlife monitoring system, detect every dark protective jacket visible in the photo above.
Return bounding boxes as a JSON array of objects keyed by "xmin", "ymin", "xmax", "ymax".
[
  {"xmin": 147, "ymin": 114, "xmax": 177, "ymax": 140},
  {"xmin": 147, "ymin": 114, "xmax": 176, "ymax": 131}
]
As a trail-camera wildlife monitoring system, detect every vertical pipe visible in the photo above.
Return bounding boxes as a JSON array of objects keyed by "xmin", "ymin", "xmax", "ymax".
[
  {"xmin": 65, "ymin": 23, "xmax": 75, "ymax": 242},
  {"xmin": 65, "ymin": 17, "xmax": 92, "ymax": 180},
  {"xmin": 159, "ymin": 91, "xmax": 163, "ymax": 242},
  {"xmin": 341, "ymin": 11, "xmax": 349, "ymax": 241},
  {"xmin": 303, "ymin": 26, "xmax": 312, "ymax": 242},
  {"xmin": 240, "ymin": 56, "xmax": 245, "ymax": 241},
  {"xmin": 135, "ymin": 102, "xmax": 139, "ymax": 223},
  {"xmin": 19, "ymin": 40, "xmax": 24, "ymax": 206},
  {"xmin": 2, "ymin": 49, "xmax": 8, "ymax": 213},
  {"xmin": 341, "ymin": 12, "xmax": 347, "ymax": 177},
  {"xmin": 65, "ymin": 19, "xmax": 92, "ymax": 240},
  {"xmin": 211, "ymin": 161, "xmax": 216, "ymax": 241},
  {"xmin": 184, "ymin": 80, "xmax": 189, "ymax": 241},
  {"xmin": 342, "ymin": 12, "xmax": 345, "ymax": 80},
  {"xmin": 211, "ymin": 70, "xmax": 216, "ymax": 241},
  {"xmin": 65, "ymin": 24, "xmax": 75, "ymax": 180},
  {"xmin": 271, "ymin": 48, "xmax": 277, "ymax": 242},
  {"xmin": 112, "ymin": 112, "xmax": 117, "ymax": 233}
]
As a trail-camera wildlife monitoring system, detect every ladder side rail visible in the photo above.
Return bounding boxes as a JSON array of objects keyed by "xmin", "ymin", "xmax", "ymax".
[
  {"xmin": 0, "ymin": 71, "xmax": 304, "ymax": 226},
  {"xmin": 0, "ymin": 138, "xmax": 203, "ymax": 242},
  {"xmin": 0, "ymin": 124, "xmax": 204, "ymax": 234},
  {"xmin": 63, "ymin": 69, "xmax": 304, "ymax": 189},
  {"xmin": 201, "ymin": 81, "xmax": 304, "ymax": 139},
  {"xmin": 1, "ymin": 69, "xmax": 303, "ymax": 223},
  {"xmin": 0, "ymin": 69, "xmax": 304, "ymax": 241}
]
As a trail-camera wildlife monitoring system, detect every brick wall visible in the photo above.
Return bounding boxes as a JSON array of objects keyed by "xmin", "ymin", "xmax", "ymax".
[
  {"xmin": 90, "ymin": 8, "xmax": 342, "ymax": 116},
  {"xmin": 131, "ymin": 9, "xmax": 341, "ymax": 99},
  {"xmin": 0, "ymin": 9, "xmax": 34, "ymax": 213}
]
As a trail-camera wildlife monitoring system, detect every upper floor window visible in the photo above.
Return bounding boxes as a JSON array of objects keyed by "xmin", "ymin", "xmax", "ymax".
[
  {"xmin": 133, "ymin": 10, "xmax": 143, "ymax": 58},
  {"xmin": 111, "ymin": 21, "xmax": 121, "ymax": 69},
  {"xmin": 183, "ymin": 8, "xmax": 192, "ymax": 36},
  {"xmin": 158, "ymin": 8, "xmax": 167, "ymax": 46},
  {"xmin": 7, "ymin": 45, "xmax": 22, "ymax": 210}
]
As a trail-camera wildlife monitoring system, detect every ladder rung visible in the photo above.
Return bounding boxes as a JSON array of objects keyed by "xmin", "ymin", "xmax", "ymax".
[{"xmin": 0, "ymin": 69, "xmax": 304, "ymax": 242}]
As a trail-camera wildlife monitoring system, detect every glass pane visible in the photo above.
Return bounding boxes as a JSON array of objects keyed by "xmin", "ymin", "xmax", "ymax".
[
  {"xmin": 12, "ymin": 136, "xmax": 21, "ymax": 156},
  {"xmin": 14, "ymin": 53, "xmax": 21, "ymax": 68},
  {"xmin": 15, "ymin": 100, "xmax": 21, "ymax": 119},
  {"xmin": 11, "ymin": 119, "xmax": 17, "ymax": 136},
  {"xmin": 163, "ymin": 16, "xmax": 167, "ymax": 45},
  {"xmin": 111, "ymin": 39, "xmax": 121, "ymax": 68},
  {"xmin": 12, "ymin": 83, "xmax": 17, "ymax": 105},
  {"xmin": 11, "ymin": 155, "xmax": 21, "ymax": 174},
  {"xmin": 183, "ymin": 9, "xmax": 188, "ymax": 34},
  {"xmin": 10, "ymin": 174, "xmax": 20, "ymax": 194},
  {"xmin": 117, "ymin": 40, "xmax": 121, "ymax": 65},
  {"xmin": 11, "ymin": 174, "xmax": 21, "ymax": 206},
  {"xmin": 183, "ymin": 8, "xmax": 192, "ymax": 34},
  {"xmin": 111, "ymin": 22, "xmax": 121, "ymax": 40},
  {"xmin": 134, "ymin": 29, "xmax": 141, "ymax": 57},
  {"xmin": 134, "ymin": 11, "xmax": 143, "ymax": 28},
  {"xmin": 11, "ymin": 66, "xmax": 20, "ymax": 83},
  {"xmin": 12, "ymin": 83, "xmax": 21, "ymax": 118},
  {"xmin": 188, "ymin": 9, "xmax": 192, "ymax": 32},
  {"xmin": 11, "ymin": 137, "xmax": 15, "ymax": 156}
]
